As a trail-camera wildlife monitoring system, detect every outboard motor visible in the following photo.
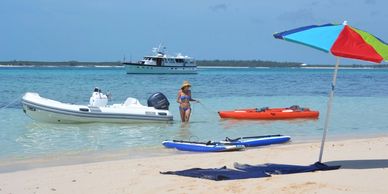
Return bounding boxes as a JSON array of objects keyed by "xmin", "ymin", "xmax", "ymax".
[{"xmin": 147, "ymin": 92, "xmax": 170, "ymax": 110}]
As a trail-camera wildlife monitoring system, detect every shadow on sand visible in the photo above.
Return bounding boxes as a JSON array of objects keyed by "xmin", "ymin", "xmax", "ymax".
[{"xmin": 324, "ymin": 159, "xmax": 388, "ymax": 169}]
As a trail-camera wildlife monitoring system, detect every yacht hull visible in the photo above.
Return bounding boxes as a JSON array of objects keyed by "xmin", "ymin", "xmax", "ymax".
[{"xmin": 124, "ymin": 63, "xmax": 197, "ymax": 74}]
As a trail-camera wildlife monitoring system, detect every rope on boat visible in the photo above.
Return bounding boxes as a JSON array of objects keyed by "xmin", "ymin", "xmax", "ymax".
[
  {"xmin": 0, "ymin": 95, "xmax": 22, "ymax": 111},
  {"xmin": 197, "ymin": 101, "xmax": 218, "ymax": 114}
]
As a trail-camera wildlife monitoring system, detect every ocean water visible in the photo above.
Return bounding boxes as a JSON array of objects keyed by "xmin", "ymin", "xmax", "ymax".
[{"xmin": 1, "ymin": 67, "xmax": 388, "ymax": 160}]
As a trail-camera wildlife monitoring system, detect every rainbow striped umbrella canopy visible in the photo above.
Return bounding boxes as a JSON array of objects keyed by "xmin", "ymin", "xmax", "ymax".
[
  {"xmin": 274, "ymin": 21, "xmax": 388, "ymax": 163},
  {"xmin": 273, "ymin": 22, "xmax": 388, "ymax": 63}
]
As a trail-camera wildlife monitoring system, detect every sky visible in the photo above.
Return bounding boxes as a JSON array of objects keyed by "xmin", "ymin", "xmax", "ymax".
[{"xmin": 1, "ymin": 0, "xmax": 387, "ymax": 64}]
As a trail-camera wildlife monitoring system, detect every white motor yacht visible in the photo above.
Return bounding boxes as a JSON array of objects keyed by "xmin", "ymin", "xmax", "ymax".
[{"xmin": 123, "ymin": 45, "xmax": 197, "ymax": 74}]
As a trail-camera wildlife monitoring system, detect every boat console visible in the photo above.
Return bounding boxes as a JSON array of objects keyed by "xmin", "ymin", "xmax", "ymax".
[{"xmin": 89, "ymin": 87, "xmax": 109, "ymax": 107}]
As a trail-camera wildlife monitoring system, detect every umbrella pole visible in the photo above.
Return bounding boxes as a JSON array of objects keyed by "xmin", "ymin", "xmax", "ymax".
[{"xmin": 318, "ymin": 57, "xmax": 340, "ymax": 163}]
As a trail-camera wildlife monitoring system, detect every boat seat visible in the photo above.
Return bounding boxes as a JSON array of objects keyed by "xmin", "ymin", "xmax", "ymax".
[{"xmin": 124, "ymin": 97, "xmax": 141, "ymax": 106}]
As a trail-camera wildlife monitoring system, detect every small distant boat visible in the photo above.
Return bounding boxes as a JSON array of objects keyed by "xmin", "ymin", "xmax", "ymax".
[
  {"xmin": 162, "ymin": 140, "xmax": 245, "ymax": 152},
  {"xmin": 221, "ymin": 134, "xmax": 291, "ymax": 147},
  {"xmin": 22, "ymin": 88, "xmax": 173, "ymax": 123},
  {"xmin": 123, "ymin": 44, "xmax": 197, "ymax": 74},
  {"xmin": 218, "ymin": 105, "xmax": 319, "ymax": 120}
]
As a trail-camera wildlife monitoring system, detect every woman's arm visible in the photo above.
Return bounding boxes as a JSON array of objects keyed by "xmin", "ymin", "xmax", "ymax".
[
  {"xmin": 188, "ymin": 91, "xmax": 199, "ymax": 102},
  {"xmin": 176, "ymin": 90, "xmax": 182, "ymax": 103}
]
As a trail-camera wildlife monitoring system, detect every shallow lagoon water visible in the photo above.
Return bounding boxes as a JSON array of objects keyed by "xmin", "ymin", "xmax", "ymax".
[{"xmin": 1, "ymin": 67, "xmax": 388, "ymax": 160}]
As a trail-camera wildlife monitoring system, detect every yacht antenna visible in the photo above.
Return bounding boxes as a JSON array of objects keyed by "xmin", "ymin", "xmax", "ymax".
[{"xmin": 154, "ymin": 42, "xmax": 166, "ymax": 55}]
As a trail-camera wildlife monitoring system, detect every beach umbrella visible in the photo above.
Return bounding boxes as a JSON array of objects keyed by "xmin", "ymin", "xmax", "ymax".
[{"xmin": 273, "ymin": 21, "xmax": 388, "ymax": 162}]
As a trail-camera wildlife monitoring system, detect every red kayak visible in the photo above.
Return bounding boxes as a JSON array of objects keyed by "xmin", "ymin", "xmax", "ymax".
[{"xmin": 218, "ymin": 106, "xmax": 319, "ymax": 120}]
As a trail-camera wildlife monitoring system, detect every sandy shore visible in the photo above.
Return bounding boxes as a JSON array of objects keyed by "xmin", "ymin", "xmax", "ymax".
[{"xmin": 1, "ymin": 137, "xmax": 388, "ymax": 194}]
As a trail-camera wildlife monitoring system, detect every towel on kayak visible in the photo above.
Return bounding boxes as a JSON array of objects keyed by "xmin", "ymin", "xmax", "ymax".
[{"xmin": 160, "ymin": 162, "xmax": 340, "ymax": 181}]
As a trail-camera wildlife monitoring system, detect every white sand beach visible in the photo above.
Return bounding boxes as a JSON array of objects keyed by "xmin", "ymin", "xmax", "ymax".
[{"xmin": 1, "ymin": 137, "xmax": 388, "ymax": 194}]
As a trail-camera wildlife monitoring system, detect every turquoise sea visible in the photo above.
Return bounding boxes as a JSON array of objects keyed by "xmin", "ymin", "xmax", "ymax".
[{"xmin": 1, "ymin": 67, "xmax": 388, "ymax": 162}]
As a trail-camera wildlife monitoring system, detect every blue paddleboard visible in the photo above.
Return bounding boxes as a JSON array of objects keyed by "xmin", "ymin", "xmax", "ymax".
[
  {"xmin": 222, "ymin": 134, "xmax": 291, "ymax": 147},
  {"xmin": 162, "ymin": 140, "xmax": 245, "ymax": 152}
]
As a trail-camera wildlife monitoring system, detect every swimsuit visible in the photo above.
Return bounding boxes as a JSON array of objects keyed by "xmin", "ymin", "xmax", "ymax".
[
  {"xmin": 180, "ymin": 93, "xmax": 191, "ymax": 111},
  {"xmin": 180, "ymin": 95, "xmax": 191, "ymax": 101},
  {"xmin": 180, "ymin": 106, "xmax": 191, "ymax": 111}
]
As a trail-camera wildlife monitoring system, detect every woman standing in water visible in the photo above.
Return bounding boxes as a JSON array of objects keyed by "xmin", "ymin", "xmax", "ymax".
[{"xmin": 177, "ymin": 80, "xmax": 199, "ymax": 122}]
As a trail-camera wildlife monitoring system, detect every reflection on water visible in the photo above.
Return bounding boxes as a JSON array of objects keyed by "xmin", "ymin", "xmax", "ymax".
[{"xmin": 177, "ymin": 123, "xmax": 192, "ymax": 140}]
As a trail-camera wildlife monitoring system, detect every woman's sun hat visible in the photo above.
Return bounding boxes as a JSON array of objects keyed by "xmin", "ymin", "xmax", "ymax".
[{"xmin": 181, "ymin": 80, "xmax": 191, "ymax": 89}]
